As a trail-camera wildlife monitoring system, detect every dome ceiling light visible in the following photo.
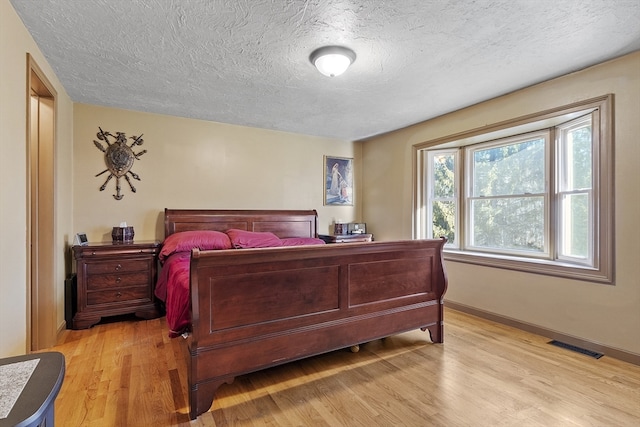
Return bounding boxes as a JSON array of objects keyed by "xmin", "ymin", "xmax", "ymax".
[{"xmin": 310, "ymin": 46, "xmax": 356, "ymax": 77}]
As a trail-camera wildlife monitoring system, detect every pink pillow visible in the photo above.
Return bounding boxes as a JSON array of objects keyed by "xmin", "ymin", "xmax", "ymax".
[
  {"xmin": 280, "ymin": 237, "xmax": 326, "ymax": 246},
  {"xmin": 226, "ymin": 229, "xmax": 283, "ymax": 248},
  {"xmin": 159, "ymin": 230, "xmax": 232, "ymax": 261}
]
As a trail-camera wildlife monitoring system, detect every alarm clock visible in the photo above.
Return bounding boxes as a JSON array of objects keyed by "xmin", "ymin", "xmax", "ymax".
[{"xmin": 74, "ymin": 233, "xmax": 89, "ymax": 246}]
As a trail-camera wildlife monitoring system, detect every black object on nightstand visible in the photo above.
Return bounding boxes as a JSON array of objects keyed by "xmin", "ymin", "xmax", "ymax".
[
  {"xmin": 319, "ymin": 233, "xmax": 373, "ymax": 244},
  {"xmin": 71, "ymin": 241, "xmax": 160, "ymax": 329}
]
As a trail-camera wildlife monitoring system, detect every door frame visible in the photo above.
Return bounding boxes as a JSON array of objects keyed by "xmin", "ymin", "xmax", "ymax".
[{"xmin": 26, "ymin": 53, "xmax": 57, "ymax": 351}]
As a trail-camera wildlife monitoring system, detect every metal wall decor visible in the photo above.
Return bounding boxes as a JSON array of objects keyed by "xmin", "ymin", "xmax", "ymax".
[{"xmin": 93, "ymin": 127, "xmax": 147, "ymax": 200}]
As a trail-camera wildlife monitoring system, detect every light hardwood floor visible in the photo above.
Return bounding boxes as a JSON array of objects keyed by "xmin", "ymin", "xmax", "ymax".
[{"xmin": 44, "ymin": 309, "xmax": 640, "ymax": 426}]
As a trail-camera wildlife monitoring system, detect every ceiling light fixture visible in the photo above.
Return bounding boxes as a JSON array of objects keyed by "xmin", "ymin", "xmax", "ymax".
[{"xmin": 310, "ymin": 46, "xmax": 356, "ymax": 77}]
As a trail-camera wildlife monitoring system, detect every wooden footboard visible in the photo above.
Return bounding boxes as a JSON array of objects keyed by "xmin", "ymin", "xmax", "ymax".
[{"xmin": 186, "ymin": 238, "xmax": 447, "ymax": 419}]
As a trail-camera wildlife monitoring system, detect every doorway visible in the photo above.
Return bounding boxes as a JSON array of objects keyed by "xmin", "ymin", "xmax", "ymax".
[{"xmin": 28, "ymin": 54, "xmax": 57, "ymax": 351}]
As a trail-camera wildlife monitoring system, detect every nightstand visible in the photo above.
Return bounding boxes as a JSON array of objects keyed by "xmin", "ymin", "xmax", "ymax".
[
  {"xmin": 72, "ymin": 241, "xmax": 160, "ymax": 329},
  {"xmin": 319, "ymin": 234, "xmax": 373, "ymax": 243}
]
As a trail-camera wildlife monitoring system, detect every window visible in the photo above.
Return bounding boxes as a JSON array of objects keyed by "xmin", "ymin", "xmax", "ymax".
[
  {"xmin": 468, "ymin": 131, "xmax": 550, "ymax": 256},
  {"xmin": 414, "ymin": 95, "xmax": 614, "ymax": 284},
  {"xmin": 557, "ymin": 115, "xmax": 594, "ymax": 264},
  {"xmin": 425, "ymin": 150, "xmax": 459, "ymax": 247}
]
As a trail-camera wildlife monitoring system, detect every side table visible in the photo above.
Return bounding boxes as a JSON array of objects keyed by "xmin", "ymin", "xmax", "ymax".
[
  {"xmin": 72, "ymin": 241, "xmax": 160, "ymax": 329},
  {"xmin": 0, "ymin": 352, "xmax": 65, "ymax": 427}
]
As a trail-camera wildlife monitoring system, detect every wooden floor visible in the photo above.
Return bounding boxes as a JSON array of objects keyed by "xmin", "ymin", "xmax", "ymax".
[{"xmin": 43, "ymin": 309, "xmax": 640, "ymax": 426}]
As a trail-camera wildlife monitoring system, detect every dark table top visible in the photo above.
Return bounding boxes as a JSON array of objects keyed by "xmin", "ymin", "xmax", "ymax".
[{"xmin": 0, "ymin": 352, "xmax": 65, "ymax": 427}]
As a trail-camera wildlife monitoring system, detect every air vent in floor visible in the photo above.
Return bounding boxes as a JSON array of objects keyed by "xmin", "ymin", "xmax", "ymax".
[{"xmin": 548, "ymin": 340, "xmax": 603, "ymax": 359}]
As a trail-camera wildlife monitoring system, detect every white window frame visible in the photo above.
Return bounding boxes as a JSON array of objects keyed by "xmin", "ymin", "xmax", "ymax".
[
  {"xmin": 465, "ymin": 131, "xmax": 551, "ymax": 257},
  {"xmin": 555, "ymin": 115, "xmax": 596, "ymax": 266},
  {"xmin": 424, "ymin": 149, "xmax": 460, "ymax": 248},
  {"xmin": 413, "ymin": 95, "xmax": 614, "ymax": 284}
]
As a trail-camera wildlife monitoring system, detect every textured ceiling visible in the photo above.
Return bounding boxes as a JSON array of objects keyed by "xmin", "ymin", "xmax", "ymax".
[{"xmin": 10, "ymin": 0, "xmax": 640, "ymax": 140}]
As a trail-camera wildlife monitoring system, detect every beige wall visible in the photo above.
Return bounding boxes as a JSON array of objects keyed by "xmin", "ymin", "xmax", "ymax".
[
  {"xmin": 361, "ymin": 52, "xmax": 640, "ymax": 355},
  {"xmin": 3, "ymin": 0, "xmax": 359, "ymax": 359},
  {"xmin": 73, "ymin": 104, "xmax": 360, "ymax": 242},
  {"xmin": 4, "ymin": 0, "xmax": 638, "ymax": 359},
  {"xmin": 0, "ymin": 0, "xmax": 74, "ymax": 357}
]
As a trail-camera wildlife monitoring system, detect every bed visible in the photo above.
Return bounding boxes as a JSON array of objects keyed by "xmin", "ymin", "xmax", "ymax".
[{"xmin": 159, "ymin": 209, "xmax": 448, "ymax": 420}]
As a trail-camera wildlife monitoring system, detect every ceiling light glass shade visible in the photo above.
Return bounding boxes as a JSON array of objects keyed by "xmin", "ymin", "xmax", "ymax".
[{"xmin": 310, "ymin": 46, "xmax": 356, "ymax": 77}]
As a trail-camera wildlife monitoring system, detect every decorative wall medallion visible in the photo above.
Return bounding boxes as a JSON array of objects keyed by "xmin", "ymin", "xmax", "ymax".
[{"xmin": 93, "ymin": 127, "xmax": 147, "ymax": 200}]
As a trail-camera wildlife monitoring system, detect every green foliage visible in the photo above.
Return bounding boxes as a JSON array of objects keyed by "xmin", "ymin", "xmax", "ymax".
[
  {"xmin": 472, "ymin": 138, "xmax": 545, "ymax": 251},
  {"xmin": 428, "ymin": 120, "xmax": 592, "ymax": 258},
  {"xmin": 431, "ymin": 155, "xmax": 455, "ymax": 243}
]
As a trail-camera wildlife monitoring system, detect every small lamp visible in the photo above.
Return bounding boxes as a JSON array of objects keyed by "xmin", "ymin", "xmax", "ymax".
[{"xmin": 310, "ymin": 46, "xmax": 356, "ymax": 77}]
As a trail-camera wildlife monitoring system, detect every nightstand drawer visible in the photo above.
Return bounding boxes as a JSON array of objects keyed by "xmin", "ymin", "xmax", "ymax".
[
  {"xmin": 87, "ymin": 259, "xmax": 148, "ymax": 275},
  {"xmin": 87, "ymin": 272, "xmax": 149, "ymax": 290},
  {"xmin": 87, "ymin": 287, "xmax": 151, "ymax": 306}
]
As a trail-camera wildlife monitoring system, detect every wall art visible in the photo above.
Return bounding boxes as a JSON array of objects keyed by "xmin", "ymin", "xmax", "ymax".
[
  {"xmin": 93, "ymin": 127, "xmax": 147, "ymax": 200},
  {"xmin": 324, "ymin": 155, "xmax": 353, "ymax": 206}
]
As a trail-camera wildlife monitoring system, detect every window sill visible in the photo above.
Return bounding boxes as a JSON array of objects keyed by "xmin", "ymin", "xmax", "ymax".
[{"xmin": 443, "ymin": 249, "xmax": 613, "ymax": 285}]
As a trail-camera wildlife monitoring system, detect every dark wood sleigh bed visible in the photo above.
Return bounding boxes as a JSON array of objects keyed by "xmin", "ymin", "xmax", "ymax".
[{"xmin": 162, "ymin": 209, "xmax": 448, "ymax": 420}]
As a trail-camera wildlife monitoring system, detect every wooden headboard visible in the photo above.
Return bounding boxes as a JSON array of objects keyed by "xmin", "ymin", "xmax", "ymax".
[{"xmin": 164, "ymin": 209, "xmax": 319, "ymax": 239}]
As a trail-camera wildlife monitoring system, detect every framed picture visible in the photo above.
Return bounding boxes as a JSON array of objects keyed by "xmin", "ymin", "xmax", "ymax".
[{"xmin": 324, "ymin": 156, "xmax": 353, "ymax": 206}]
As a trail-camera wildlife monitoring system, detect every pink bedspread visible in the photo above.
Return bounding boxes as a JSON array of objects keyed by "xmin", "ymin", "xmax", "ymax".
[
  {"xmin": 155, "ymin": 252, "xmax": 191, "ymax": 337},
  {"xmin": 155, "ymin": 233, "xmax": 326, "ymax": 338}
]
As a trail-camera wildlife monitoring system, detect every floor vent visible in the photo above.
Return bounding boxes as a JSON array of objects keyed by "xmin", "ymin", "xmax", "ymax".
[{"xmin": 548, "ymin": 340, "xmax": 603, "ymax": 359}]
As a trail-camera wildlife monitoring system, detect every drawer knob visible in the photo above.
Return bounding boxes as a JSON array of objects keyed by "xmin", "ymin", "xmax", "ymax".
[
  {"xmin": 115, "ymin": 277, "xmax": 121, "ymax": 284},
  {"xmin": 116, "ymin": 292, "xmax": 122, "ymax": 298},
  {"xmin": 115, "ymin": 264, "xmax": 122, "ymax": 271}
]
